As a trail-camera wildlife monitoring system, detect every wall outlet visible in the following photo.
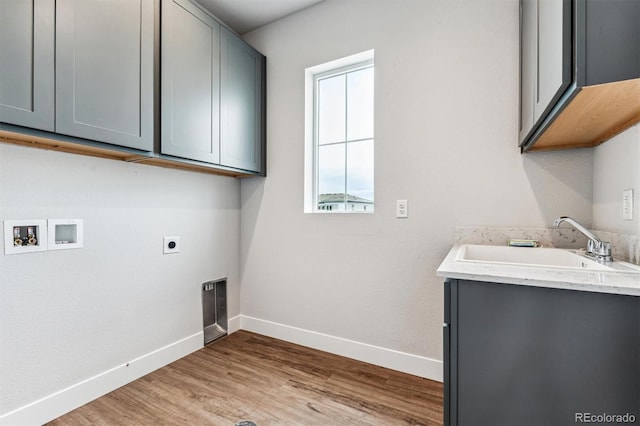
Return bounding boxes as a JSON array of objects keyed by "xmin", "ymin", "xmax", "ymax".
[
  {"xmin": 163, "ymin": 236, "xmax": 180, "ymax": 254},
  {"xmin": 623, "ymin": 189, "xmax": 633, "ymax": 221},
  {"xmin": 396, "ymin": 200, "xmax": 408, "ymax": 218}
]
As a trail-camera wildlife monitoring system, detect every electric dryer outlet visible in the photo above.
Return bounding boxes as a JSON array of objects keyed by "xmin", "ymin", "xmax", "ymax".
[{"xmin": 163, "ymin": 236, "xmax": 180, "ymax": 254}]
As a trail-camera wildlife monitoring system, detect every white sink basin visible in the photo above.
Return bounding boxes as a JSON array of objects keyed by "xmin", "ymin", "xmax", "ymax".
[{"xmin": 456, "ymin": 244, "xmax": 630, "ymax": 271}]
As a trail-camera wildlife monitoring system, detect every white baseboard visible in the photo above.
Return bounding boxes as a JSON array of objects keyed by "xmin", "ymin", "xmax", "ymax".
[
  {"xmin": 0, "ymin": 332, "xmax": 204, "ymax": 426},
  {"xmin": 239, "ymin": 315, "xmax": 443, "ymax": 382},
  {"xmin": 228, "ymin": 314, "xmax": 241, "ymax": 333}
]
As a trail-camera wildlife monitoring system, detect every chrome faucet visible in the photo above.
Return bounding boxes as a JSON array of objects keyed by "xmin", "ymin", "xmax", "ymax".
[{"xmin": 553, "ymin": 216, "xmax": 612, "ymax": 262}]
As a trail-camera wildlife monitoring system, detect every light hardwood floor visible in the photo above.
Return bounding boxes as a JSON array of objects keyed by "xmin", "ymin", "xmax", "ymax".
[{"xmin": 48, "ymin": 331, "xmax": 443, "ymax": 425}]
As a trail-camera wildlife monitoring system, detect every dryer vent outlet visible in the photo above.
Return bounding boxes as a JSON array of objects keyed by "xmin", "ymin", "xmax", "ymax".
[{"xmin": 202, "ymin": 279, "xmax": 228, "ymax": 345}]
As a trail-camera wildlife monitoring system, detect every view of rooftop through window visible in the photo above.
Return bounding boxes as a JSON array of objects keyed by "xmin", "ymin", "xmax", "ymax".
[{"xmin": 314, "ymin": 61, "xmax": 374, "ymax": 212}]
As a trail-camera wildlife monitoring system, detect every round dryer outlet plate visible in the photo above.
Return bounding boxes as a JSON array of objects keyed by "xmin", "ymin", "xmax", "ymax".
[{"xmin": 163, "ymin": 236, "xmax": 180, "ymax": 254}]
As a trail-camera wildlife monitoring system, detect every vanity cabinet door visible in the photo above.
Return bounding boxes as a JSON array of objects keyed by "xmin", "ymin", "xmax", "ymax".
[
  {"xmin": 220, "ymin": 28, "xmax": 265, "ymax": 174},
  {"xmin": 0, "ymin": 0, "xmax": 54, "ymax": 131},
  {"xmin": 446, "ymin": 279, "xmax": 639, "ymax": 425},
  {"xmin": 161, "ymin": 0, "xmax": 221, "ymax": 164},
  {"xmin": 55, "ymin": 0, "xmax": 155, "ymax": 151}
]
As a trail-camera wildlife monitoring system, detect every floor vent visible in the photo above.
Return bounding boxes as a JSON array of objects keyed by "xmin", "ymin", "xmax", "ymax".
[
  {"xmin": 202, "ymin": 278, "xmax": 227, "ymax": 345},
  {"xmin": 234, "ymin": 422, "xmax": 257, "ymax": 426}
]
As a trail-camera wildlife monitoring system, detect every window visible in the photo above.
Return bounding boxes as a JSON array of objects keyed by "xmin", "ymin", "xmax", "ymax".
[{"xmin": 304, "ymin": 51, "xmax": 374, "ymax": 213}]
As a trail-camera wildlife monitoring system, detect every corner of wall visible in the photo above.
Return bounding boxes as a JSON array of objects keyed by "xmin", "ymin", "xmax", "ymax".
[{"xmin": 592, "ymin": 124, "xmax": 640, "ymax": 234}]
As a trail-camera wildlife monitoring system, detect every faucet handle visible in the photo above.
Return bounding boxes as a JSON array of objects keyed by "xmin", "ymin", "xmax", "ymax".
[
  {"xmin": 586, "ymin": 239, "xmax": 596, "ymax": 254},
  {"xmin": 594, "ymin": 241, "xmax": 611, "ymax": 256},
  {"xmin": 593, "ymin": 241, "xmax": 613, "ymax": 262}
]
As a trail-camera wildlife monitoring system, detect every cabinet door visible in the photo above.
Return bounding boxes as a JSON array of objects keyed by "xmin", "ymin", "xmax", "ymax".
[
  {"xmin": 534, "ymin": 0, "xmax": 571, "ymax": 121},
  {"xmin": 161, "ymin": 0, "xmax": 220, "ymax": 164},
  {"xmin": 0, "ymin": 0, "xmax": 54, "ymax": 131},
  {"xmin": 518, "ymin": 0, "xmax": 537, "ymax": 145},
  {"xmin": 451, "ymin": 280, "xmax": 639, "ymax": 426},
  {"xmin": 55, "ymin": 0, "xmax": 155, "ymax": 151},
  {"xmin": 220, "ymin": 28, "xmax": 265, "ymax": 174}
]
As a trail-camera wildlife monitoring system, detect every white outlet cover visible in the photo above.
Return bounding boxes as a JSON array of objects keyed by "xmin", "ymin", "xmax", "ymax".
[
  {"xmin": 623, "ymin": 189, "xmax": 633, "ymax": 221},
  {"xmin": 396, "ymin": 200, "xmax": 408, "ymax": 218},
  {"xmin": 163, "ymin": 236, "xmax": 180, "ymax": 254}
]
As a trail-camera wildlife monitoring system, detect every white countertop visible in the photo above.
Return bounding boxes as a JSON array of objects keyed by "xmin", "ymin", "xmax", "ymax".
[{"xmin": 437, "ymin": 245, "xmax": 640, "ymax": 297}]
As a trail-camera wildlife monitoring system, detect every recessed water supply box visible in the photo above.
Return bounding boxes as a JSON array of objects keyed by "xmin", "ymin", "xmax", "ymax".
[
  {"xmin": 48, "ymin": 219, "xmax": 83, "ymax": 250},
  {"xmin": 4, "ymin": 219, "xmax": 47, "ymax": 254}
]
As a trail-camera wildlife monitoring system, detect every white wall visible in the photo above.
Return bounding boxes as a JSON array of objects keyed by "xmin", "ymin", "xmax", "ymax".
[
  {"xmin": 593, "ymin": 124, "xmax": 640, "ymax": 234},
  {"xmin": 0, "ymin": 144, "xmax": 240, "ymax": 421},
  {"xmin": 240, "ymin": 0, "xmax": 593, "ymax": 378}
]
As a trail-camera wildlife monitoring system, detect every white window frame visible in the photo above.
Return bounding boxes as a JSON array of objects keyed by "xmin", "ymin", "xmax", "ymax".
[{"xmin": 304, "ymin": 50, "xmax": 375, "ymax": 214}]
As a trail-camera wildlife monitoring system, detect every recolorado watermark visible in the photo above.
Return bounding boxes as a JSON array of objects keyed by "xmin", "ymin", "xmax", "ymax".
[{"xmin": 575, "ymin": 412, "xmax": 637, "ymax": 423}]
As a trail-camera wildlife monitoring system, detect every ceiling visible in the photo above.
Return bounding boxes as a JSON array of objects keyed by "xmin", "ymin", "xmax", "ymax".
[{"xmin": 196, "ymin": 0, "xmax": 325, "ymax": 34}]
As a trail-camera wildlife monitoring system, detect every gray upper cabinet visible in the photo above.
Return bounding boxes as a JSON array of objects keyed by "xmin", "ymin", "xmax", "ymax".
[
  {"xmin": 220, "ymin": 28, "xmax": 265, "ymax": 174},
  {"xmin": 0, "ymin": 0, "xmax": 55, "ymax": 132},
  {"xmin": 161, "ymin": 0, "xmax": 220, "ymax": 164},
  {"xmin": 161, "ymin": 1, "xmax": 266, "ymax": 175},
  {"xmin": 518, "ymin": 0, "xmax": 536, "ymax": 145},
  {"xmin": 520, "ymin": 0, "xmax": 640, "ymax": 152},
  {"xmin": 532, "ymin": 0, "xmax": 571, "ymax": 123},
  {"xmin": 1, "ymin": 0, "xmax": 266, "ymax": 176},
  {"xmin": 55, "ymin": 0, "xmax": 155, "ymax": 151},
  {"xmin": 519, "ymin": 0, "xmax": 571, "ymax": 146}
]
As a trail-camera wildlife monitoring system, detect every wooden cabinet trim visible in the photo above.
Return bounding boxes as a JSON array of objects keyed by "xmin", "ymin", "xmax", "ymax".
[{"xmin": 529, "ymin": 78, "xmax": 640, "ymax": 150}]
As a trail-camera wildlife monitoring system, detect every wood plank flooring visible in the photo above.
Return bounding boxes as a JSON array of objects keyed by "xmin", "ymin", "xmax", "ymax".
[{"xmin": 48, "ymin": 331, "xmax": 443, "ymax": 425}]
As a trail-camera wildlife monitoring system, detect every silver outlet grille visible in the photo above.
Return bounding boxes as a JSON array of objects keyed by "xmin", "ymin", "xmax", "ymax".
[{"xmin": 202, "ymin": 279, "xmax": 227, "ymax": 345}]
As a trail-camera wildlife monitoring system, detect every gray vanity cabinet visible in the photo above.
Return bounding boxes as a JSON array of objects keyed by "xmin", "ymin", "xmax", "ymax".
[
  {"xmin": 55, "ymin": 0, "xmax": 155, "ymax": 151},
  {"xmin": 0, "ymin": 0, "xmax": 55, "ymax": 132},
  {"xmin": 161, "ymin": 0, "xmax": 220, "ymax": 163},
  {"xmin": 444, "ymin": 279, "xmax": 640, "ymax": 426},
  {"xmin": 220, "ymin": 28, "xmax": 266, "ymax": 174}
]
